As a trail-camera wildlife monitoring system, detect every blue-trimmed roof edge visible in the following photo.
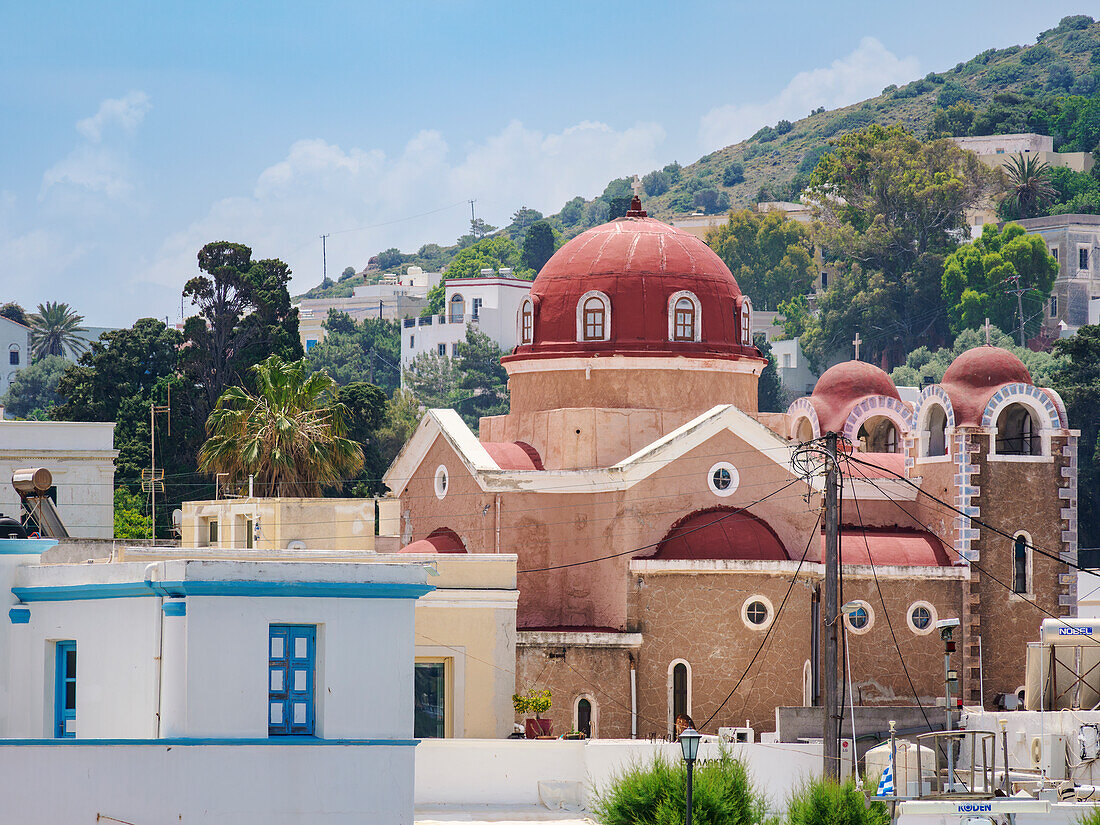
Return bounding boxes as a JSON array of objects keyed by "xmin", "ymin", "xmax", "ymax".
[{"xmin": 11, "ymin": 579, "xmax": 434, "ymax": 603}]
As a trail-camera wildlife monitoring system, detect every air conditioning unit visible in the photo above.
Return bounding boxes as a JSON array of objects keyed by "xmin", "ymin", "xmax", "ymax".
[
  {"xmin": 1030, "ymin": 734, "xmax": 1068, "ymax": 780},
  {"xmin": 718, "ymin": 726, "xmax": 754, "ymax": 744}
]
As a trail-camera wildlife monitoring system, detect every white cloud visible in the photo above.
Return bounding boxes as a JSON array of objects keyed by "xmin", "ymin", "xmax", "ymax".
[
  {"xmin": 142, "ymin": 118, "xmax": 666, "ymax": 292},
  {"xmin": 40, "ymin": 92, "xmax": 151, "ymax": 202},
  {"xmin": 76, "ymin": 91, "xmax": 151, "ymax": 143},
  {"xmin": 699, "ymin": 37, "xmax": 919, "ymax": 151}
]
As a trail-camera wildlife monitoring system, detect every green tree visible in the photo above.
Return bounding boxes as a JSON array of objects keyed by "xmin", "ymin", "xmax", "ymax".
[
  {"xmin": 1, "ymin": 353, "xmax": 68, "ymax": 418},
  {"xmin": 469, "ymin": 217, "xmax": 497, "ymax": 239},
  {"xmin": 941, "ymin": 223, "xmax": 1058, "ymax": 341},
  {"xmin": 999, "ymin": 154, "xmax": 1057, "ymax": 219},
  {"xmin": 444, "ymin": 235, "xmax": 529, "ymax": 279},
  {"xmin": 199, "ymin": 355, "xmax": 363, "ymax": 497},
  {"xmin": 453, "ymin": 327, "xmax": 509, "ymax": 431},
  {"xmin": 521, "ymin": 220, "xmax": 555, "ymax": 273},
  {"xmin": 335, "ymin": 381, "xmax": 389, "ymax": 496},
  {"xmin": 305, "ymin": 311, "xmax": 401, "ymax": 394},
  {"xmin": 787, "ymin": 779, "xmax": 888, "ymax": 825},
  {"xmin": 52, "ymin": 318, "xmax": 204, "ymax": 521},
  {"xmin": 338, "ymin": 266, "xmax": 357, "ymax": 282},
  {"xmin": 559, "ymin": 196, "xmax": 586, "ymax": 226},
  {"xmin": 506, "ymin": 207, "xmax": 543, "ymax": 242},
  {"xmin": 374, "ymin": 248, "xmax": 406, "ymax": 270},
  {"xmin": 29, "ymin": 301, "xmax": 88, "ymax": 360},
  {"xmin": 404, "ymin": 350, "xmax": 458, "ymax": 410},
  {"xmin": 642, "ymin": 169, "xmax": 671, "ymax": 196},
  {"xmin": 927, "ymin": 102, "xmax": 976, "ymax": 138},
  {"xmin": 0, "ymin": 302, "xmax": 29, "ymax": 327},
  {"xmin": 777, "ymin": 293, "xmax": 812, "ymax": 339},
  {"xmin": 692, "ymin": 189, "xmax": 730, "ymax": 214},
  {"xmin": 754, "ymin": 334, "xmax": 789, "ymax": 413},
  {"xmin": 113, "ymin": 488, "xmax": 152, "ymax": 539},
  {"xmin": 181, "ymin": 241, "xmax": 303, "ymax": 416},
  {"xmin": 1055, "ymin": 325, "xmax": 1100, "ymax": 545},
  {"xmin": 373, "ymin": 389, "xmax": 423, "ymax": 488},
  {"xmin": 802, "ymin": 124, "xmax": 992, "ymax": 366},
  {"xmin": 706, "ymin": 209, "xmax": 817, "ymax": 310},
  {"xmin": 422, "ymin": 282, "xmax": 445, "ymax": 317}
]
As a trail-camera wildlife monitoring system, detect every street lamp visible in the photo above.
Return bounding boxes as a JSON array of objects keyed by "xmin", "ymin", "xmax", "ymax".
[{"xmin": 679, "ymin": 727, "xmax": 702, "ymax": 825}]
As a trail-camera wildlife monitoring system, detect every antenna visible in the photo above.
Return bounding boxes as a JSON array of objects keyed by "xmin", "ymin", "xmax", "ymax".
[
  {"xmin": 469, "ymin": 199, "xmax": 477, "ymax": 237},
  {"xmin": 320, "ymin": 234, "xmax": 329, "ymax": 286},
  {"xmin": 145, "ymin": 386, "xmax": 170, "ymax": 543}
]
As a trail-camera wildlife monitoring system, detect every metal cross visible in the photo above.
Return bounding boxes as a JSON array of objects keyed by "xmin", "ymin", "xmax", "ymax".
[{"xmin": 852, "ymin": 332, "xmax": 861, "ymax": 360}]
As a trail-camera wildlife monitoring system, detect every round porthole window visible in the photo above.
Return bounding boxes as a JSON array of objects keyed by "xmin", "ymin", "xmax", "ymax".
[
  {"xmin": 434, "ymin": 465, "xmax": 449, "ymax": 500},
  {"xmin": 707, "ymin": 462, "xmax": 739, "ymax": 497},
  {"xmin": 843, "ymin": 600, "xmax": 874, "ymax": 634},
  {"xmin": 907, "ymin": 601, "xmax": 937, "ymax": 635},
  {"xmin": 741, "ymin": 595, "xmax": 774, "ymax": 630}
]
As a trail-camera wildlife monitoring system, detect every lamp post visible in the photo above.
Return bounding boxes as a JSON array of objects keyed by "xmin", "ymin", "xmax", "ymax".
[{"xmin": 680, "ymin": 727, "xmax": 701, "ymax": 825}]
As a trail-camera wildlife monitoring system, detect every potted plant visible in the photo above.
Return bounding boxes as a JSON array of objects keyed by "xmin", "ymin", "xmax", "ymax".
[{"xmin": 513, "ymin": 688, "xmax": 553, "ymax": 738}]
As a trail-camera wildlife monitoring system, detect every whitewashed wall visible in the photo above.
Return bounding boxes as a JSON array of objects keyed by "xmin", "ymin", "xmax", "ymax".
[
  {"xmin": 414, "ymin": 739, "xmax": 822, "ymax": 812},
  {"xmin": 0, "ymin": 741, "xmax": 415, "ymax": 824}
]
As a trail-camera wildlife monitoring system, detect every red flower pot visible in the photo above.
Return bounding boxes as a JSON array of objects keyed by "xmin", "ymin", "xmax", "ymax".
[{"xmin": 525, "ymin": 718, "xmax": 553, "ymax": 738}]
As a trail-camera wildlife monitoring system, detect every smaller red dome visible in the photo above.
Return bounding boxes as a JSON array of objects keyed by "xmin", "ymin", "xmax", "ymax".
[
  {"xmin": 809, "ymin": 361, "xmax": 899, "ymax": 434},
  {"xmin": 940, "ymin": 346, "xmax": 1033, "ymax": 426},
  {"xmin": 398, "ymin": 527, "xmax": 466, "ymax": 554},
  {"xmin": 648, "ymin": 509, "xmax": 789, "ymax": 561}
]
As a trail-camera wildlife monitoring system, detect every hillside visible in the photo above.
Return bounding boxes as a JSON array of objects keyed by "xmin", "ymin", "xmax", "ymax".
[{"xmin": 297, "ymin": 14, "xmax": 1100, "ymax": 302}]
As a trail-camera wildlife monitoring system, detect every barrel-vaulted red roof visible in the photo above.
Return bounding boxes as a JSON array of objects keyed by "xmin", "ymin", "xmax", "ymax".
[
  {"xmin": 939, "ymin": 345, "xmax": 1033, "ymax": 426},
  {"xmin": 506, "ymin": 198, "xmax": 759, "ymax": 361},
  {"xmin": 809, "ymin": 360, "xmax": 900, "ymax": 434}
]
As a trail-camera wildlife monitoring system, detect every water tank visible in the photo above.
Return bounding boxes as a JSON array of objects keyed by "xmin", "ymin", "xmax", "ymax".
[
  {"xmin": 864, "ymin": 739, "xmax": 936, "ymax": 792},
  {"xmin": 12, "ymin": 468, "xmax": 52, "ymax": 495}
]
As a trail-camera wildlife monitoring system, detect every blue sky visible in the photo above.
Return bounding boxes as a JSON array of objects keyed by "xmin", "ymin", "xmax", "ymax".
[{"xmin": 0, "ymin": 1, "xmax": 1091, "ymax": 326}]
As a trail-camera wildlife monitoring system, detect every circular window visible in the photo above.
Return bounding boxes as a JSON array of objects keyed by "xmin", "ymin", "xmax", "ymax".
[
  {"xmin": 907, "ymin": 601, "xmax": 937, "ymax": 635},
  {"xmin": 740, "ymin": 595, "xmax": 774, "ymax": 630},
  {"xmin": 707, "ymin": 462, "xmax": 739, "ymax": 497},
  {"xmin": 434, "ymin": 465, "xmax": 449, "ymax": 500},
  {"xmin": 843, "ymin": 601, "xmax": 874, "ymax": 634}
]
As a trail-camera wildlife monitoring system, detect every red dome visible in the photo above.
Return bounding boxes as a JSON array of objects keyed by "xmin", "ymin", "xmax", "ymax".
[
  {"xmin": 809, "ymin": 361, "xmax": 900, "ymax": 434},
  {"xmin": 941, "ymin": 345, "xmax": 1033, "ymax": 426},
  {"xmin": 648, "ymin": 509, "xmax": 789, "ymax": 561},
  {"xmin": 507, "ymin": 207, "xmax": 757, "ymax": 361},
  {"xmin": 398, "ymin": 527, "xmax": 466, "ymax": 554}
]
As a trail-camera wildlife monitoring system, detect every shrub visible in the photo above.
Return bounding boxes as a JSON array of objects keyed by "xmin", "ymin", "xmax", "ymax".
[
  {"xmin": 985, "ymin": 62, "xmax": 1027, "ymax": 85},
  {"xmin": 754, "ymin": 126, "xmax": 778, "ymax": 143},
  {"xmin": 643, "ymin": 169, "xmax": 672, "ymax": 197},
  {"xmin": 892, "ymin": 79, "xmax": 931, "ymax": 99},
  {"xmin": 937, "ymin": 81, "xmax": 980, "ymax": 108},
  {"xmin": 1047, "ymin": 62, "xmax": 1074, "ymax": 91},
  {"xmin": 593, "ymin": 750, "xmax": 768, "ymax": 825},
  {"xmin": 881, "ymin": 84, "xmax": 897, "ymax": 95},
  {"xmin": 776, "ymin": 119, "xmax": 793, "ymax": 135},
  {"xmin": 786, "ymin": 779, "xmax": 889, "ymax": 825},
  {"xmin": 1059, "ymin": 14, "xmax": 1094, "ymax": 31},
  {"xmin": 1020, "ymin": 43, "xmax": 1051, "ymax": 65},
  {"xmin": 925, "ymin": 71, "xmax": 946, "ymax": 84},
  {"xmin": 798, "ymin": 145, "xmax": 832, "ymax": 175},
  {"xmin": 722, "ymin": 162, "xmax": 745, "ymax": 186}
]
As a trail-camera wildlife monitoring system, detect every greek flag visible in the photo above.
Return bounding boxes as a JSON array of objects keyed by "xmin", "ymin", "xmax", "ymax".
[{"xmin": 876, "ymin": 764, "xmax": 894, "ymax": 797}]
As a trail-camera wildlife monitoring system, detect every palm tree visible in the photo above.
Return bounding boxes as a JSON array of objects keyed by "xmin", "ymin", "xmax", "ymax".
[
  {"xmin": 29, "ymin": 301, "xmax": 88, "ymax": 360},
  {"xmin": 1001, "ymin": 153, "xmax": 1057, "ymax": 219},
  {"xmin": 198, "ymin": 355, "xmax": 364, "ymax": 497}
]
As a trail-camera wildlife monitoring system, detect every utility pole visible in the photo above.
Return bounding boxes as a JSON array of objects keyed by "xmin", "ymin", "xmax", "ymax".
[
  {"xmin": 823, "ymin": 430, "xmax": 840, "ymax": 781},
  {"xmin": 1007, "ymin": 275, "xmax": 1028, "ymax": 346},
  {"xmin": 469, "ymin": 199, "xmax": 477, "ymax": 237},
  {"xmin": 144, "ymin": 386, "xmax": 170, "ymax": 543},
  {"xmin": 320, "ymin": 234, "xmax": 329, "ymax": 285}
]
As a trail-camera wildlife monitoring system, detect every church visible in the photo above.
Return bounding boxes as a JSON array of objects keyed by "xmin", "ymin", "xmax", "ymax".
[{"xmin": 385, "ymin": 197, "xmax": 1078, "ymax": 738}]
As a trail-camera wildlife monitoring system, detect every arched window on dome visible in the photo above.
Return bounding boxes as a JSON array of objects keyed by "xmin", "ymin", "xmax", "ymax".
[
  {"xmin": 449, "ymin": 294, "xmax": 465, "ymax": 323},
  {"xmin": 996, "ymin": 403, "xmax": 1039, "ymax": 456},
  {"xmin": 923, "ymin": 403, "xmax": 948, "ymax": 458},
  {"xmin": 857, "ymin": 415, "xmax": 899, "ymax": 453},
  {"xmin": 668, "ymin": 291, "xmax": 701, "ymax": 342},
  {"xmin": 739, "ymin": 297, "xmax": 752, "ymax": 346},
  {"xmin": 518, "ymin": 299, "xmax": 533, "ymax": 344},
  {"xmin": 575, "ymin": 291, "xmax": 611, "ymax": 342}
]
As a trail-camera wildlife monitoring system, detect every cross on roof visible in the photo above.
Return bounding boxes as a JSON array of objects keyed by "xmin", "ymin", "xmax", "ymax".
[
  {"xmin": 853, "ymin": 332, "xmax": 861, "ymax": 361},
  {"xmin": 983, "ymin": 318, "xmax": 992, "ymax": 346}
]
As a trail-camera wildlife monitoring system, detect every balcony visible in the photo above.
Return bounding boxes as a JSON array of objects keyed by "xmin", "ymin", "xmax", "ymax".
[
  {"xmin": 418, "ymin": 316, "xmax": 433, "ymax": 326},
  {"xmin": 403, "ymin": 318, "xmax": 415, "ymax": 328}
]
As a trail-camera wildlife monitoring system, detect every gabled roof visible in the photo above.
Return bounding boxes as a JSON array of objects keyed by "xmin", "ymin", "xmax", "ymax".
[{"xmin": 384, "ymin": 405, "xmax": 820, "ymax": 497}]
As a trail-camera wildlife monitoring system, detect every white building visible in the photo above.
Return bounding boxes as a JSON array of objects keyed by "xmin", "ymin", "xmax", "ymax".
[
  {"xmin": 0, "ymin": 315, "xmax": 31, "ymax": 398},
  {"xmin": 296, "ymin": 265, "xmax": 441, "ymax": 352},
  {"xmin": 400, "ymin": 273, "xmax": 532, "ymax": 370},
  {"xmin": 0, "ymin": 419, "xmax": 116, "ymax": 538},
  {"xmin": 0, "ymin": 541, "xmax": 431, "ymax": 824}
]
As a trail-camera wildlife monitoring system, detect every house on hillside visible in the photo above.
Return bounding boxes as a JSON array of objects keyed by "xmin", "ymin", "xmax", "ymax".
[{"xmin": 0, "ymin": 315, "xmax": 31, "ymax": 399}]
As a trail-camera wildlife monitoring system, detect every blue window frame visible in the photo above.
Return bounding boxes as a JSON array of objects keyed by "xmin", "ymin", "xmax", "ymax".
[
  {"xmin": 269, "ymin": 625, "xmax": 316, "ymax": 736},
  {"xmin": 55, "ymin": 641, "xmax": 76, "ymax": 738}
]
